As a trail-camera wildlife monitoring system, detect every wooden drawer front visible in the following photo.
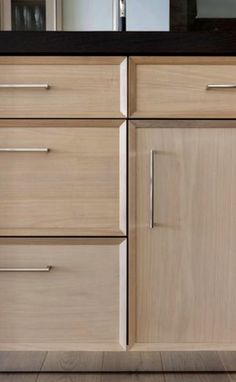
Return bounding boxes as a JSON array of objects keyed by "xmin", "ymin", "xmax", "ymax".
[
  {"xmin": 0, "ymin": 120, "xmax": 126, "ymax": 236},
  {"xmin": 0, "ymin": 57, "xmax": 127, "ymax": 118},
  {"xmin": 0, "ymin": 239, "xmax": 126, "ymax": 351},
  {"xmin": 129, "ymin": 57, "xmax": 236, "ymax": 118}
]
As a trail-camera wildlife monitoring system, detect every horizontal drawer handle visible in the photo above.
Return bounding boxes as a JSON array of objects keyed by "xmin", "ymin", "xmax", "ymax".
[
  {"xmin": 206, "ymin": 84, "xmax": 236, "ymax": 90},
  {"xmin": 0, "ymin": 266, "xmax": 52, "ymax": 272},
  {"xmin": 0, "ymin": 84, "xmax": 50, "ymax": 89},
  {"xmin": 0, "ymin": 148, "xmax": 50, "ymax": 153}
]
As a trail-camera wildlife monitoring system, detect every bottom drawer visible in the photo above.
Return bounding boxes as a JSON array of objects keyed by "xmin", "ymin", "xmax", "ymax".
[{"xmin": 0, "ymin": 239, "xmax": 127, "ymax": 351}]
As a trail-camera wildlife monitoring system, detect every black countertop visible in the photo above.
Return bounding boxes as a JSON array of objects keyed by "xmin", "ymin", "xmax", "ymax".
[{"xmin": 0, "ymin": 31, "xmax": 236, "ymax": 56}]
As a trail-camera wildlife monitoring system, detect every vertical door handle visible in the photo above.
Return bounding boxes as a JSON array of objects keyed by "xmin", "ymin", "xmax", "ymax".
[{"xmin": 150, "ymin": 150, "xmax": 158, "ymax": 229}]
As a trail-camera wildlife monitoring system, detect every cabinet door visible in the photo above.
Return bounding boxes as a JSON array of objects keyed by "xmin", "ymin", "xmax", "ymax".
[{"xmin": 132, "ymin": 120, "xmax": 236, "ymax": 350}]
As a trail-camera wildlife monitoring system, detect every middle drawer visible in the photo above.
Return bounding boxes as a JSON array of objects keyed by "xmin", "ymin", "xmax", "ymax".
[{"xmin": 0, "ymin": 120, "xmax": 126, "ymax": 237}]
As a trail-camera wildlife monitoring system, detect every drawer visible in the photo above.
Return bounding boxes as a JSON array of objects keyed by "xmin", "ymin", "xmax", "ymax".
[
  {"xmin": 0, "ymin": 120, "xmax": 126, "ymax": 236},
  {"xmin": 0, "ymin": 57, "xmax": 127, "ymax": 118},
  {"xmin": 0, "ymin": 238, "xmax": 127, "ymax": 351},
  {"xmin": 129, "ymin": 57, "xmax": 236, "ymax": 118}
]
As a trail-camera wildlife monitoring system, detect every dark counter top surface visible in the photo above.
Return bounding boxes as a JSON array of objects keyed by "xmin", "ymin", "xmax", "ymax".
[{"xmin": 0, "ymin": 31, "xmax": 236, "ymax": 56}]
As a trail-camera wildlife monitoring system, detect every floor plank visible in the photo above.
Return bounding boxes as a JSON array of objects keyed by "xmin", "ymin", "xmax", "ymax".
[
  {"xmin": 0, "ymin": 374, "xmax": 38, "ymax": 382},
  {"xmin": 219, "ymin": 353, "xmax": 236, "ymax": 372},
  {"xmin": 41, "ymin": 352, "xmax": 104, "ymax": 372},
  {"xmin": 42, "ymin": 352, "xmax": 163, "ymax": 372},
  {"xmin": 102, "ymin": 375, "xmax": 165, "ymax": 382},
  {"xmin": 161, "ymin": 352, "xmax": 226, "ymax": 372},
  {"xmin": 37, "ymin": 374, "xmax": 165, "ymax": 382},
  {"xmin": 0, "ymin": 352, "xmax": 47, "ymax": 372},
  {"xmin": 0, "ymin": 374, "xmax": 233, "ymax": 382},
  {"xmin": 164, "ymin": 374, "xmax": 231, "ymax": 382},
  {"xmin": 0, "ymin": 352, "xmax": 235, "ymax": 373},
  {"xmin": 37, "ymin": 375, "xmax": 102, "ymax": 382},
  {"xmin": 102, "ymin": 352, "xmax": 163, "ymax": 372}
]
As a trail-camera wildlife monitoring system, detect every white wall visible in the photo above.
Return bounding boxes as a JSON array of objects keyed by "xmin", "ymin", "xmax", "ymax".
[
  {"xmin": 62, "ymin": 0, "xmax": 170, "ymax": 31},
  {"xmin": 127, "ymin": 0, "xmax": 169, "ymax": 31}
]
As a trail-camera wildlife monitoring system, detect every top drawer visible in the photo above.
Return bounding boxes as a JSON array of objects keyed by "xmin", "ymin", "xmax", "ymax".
[
  {"xmin": 129, "ymin": 57, "xmax": 236, "ymax": 118},
  {"xmin": 0, "ymin": 57, "xmax": 127, "ymax": 118}
]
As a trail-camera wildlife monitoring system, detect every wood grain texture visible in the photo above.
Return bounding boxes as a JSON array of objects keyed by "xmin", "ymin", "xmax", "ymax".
[
  {"xmin": 0, "ymin": 375, "xmax": 38, "ymax": 382},
  {"xmin": 0, "ymin": 351, "xmax": 46, "ymax": 372},
  {"xmin": 132, "ymin": 120, "xmax": 236, "ymax": 350},
  {"xmin": 129, "ymin": 57, "xmax": 236, "ymax": 118},
  {"xmin": 164, "ymin": 374, "xmax": 231, "ymax": 382},
  {"xmin": 41, "ymin": 352, "xmax": 104, "ymax": 372},
  {"xmin": 219, "ymin": 352, "xmax": 236, "ymax": 372},
  {"xmin": 102, "ymin": 352, "xmax": 163, "ymax": 372},
  {"xmin": 0, "ymin": 239, "xmax": 126, "ymax": 351},
  {"xmin": 37, "ymin": 376, "xmax": 102, "ymax": 382},
  {"xmin": 0, "ymin": 374, "xmax": 233, "ymax": 382},
  {"xmin": 100, "ymin": 376, "xmax": 165, "ymax": 382},
  {"xmin": 0, "ymin": 57, "xmax": 127, "ymax": 118},
  {"xmin": 42, "ymin": 351, "xmax": 162, "ymax": 372},
  {"xmin": 1, "ymin": 351, "xmax": 236, "ymax": 372},
  {"xmin": 0, "ymin": 120, "xmax": 126, "ymax": 236},
  {"xmin": 161, "ymin": 352, "xmax": 225, "ymax": 372},
  {"xmin": 37, "ymin": 374, "xmax": 165, "ymax": 382},
  {"xmin": 128, "ymin": 123, "xmax": 137, "ymax": 347}
]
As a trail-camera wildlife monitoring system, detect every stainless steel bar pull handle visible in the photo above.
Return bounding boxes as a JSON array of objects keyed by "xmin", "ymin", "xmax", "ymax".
[
  {"xmin": 206, "ymin": 84, "xmax": 236, "ymax": 90},
  {"xmin": 0, "ymin": 266, "xmax": 52, "ymax": 272},
  {"xmin": 0, "ymin": 84, "xmax": 50, "ymax": 89},
  {"xmin": 0, "ymin": 148, "xmax": 50, "ymax": 152},
  {"xmin": 150, "ymin": 150, "xmax": 158, "ymax": 229}
]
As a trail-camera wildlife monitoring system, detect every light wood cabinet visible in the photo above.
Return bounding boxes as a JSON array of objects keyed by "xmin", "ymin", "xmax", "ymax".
[
  {"xmin": 0, "ymin": 56, "xmax": 128, "ymax": 353},
  {"xmin": 0, "ymin": 57, "xmax": 127, "ymax": 118},
  {"xmin": 129, "ymin": 57, "xmax": 236, "ymax": 118},
  {"xmin": 130, "ymin": 120, "xmax": 236, "ymax": 351},
  {"xmin": 0, "ymin": 238, "xmax": 126, "ymax": 351},
  {"xmin": 2, "ymin": 54, "xmax": 236, "ymax": 354},
  {"xmin": 0, "ymin": 120, "xmax": 126, "ymax": 237}
]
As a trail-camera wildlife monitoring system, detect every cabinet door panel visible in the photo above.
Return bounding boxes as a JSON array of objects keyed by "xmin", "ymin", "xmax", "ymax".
[{"xmin": 133, "ymin": 120, "xmax": 236, "ymax": 350}]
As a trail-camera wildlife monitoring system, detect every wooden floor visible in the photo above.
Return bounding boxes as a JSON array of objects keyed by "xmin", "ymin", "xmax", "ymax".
[
  {"xmin": 0, "ymin": 352, "xmax": 236, "ymax": 375},
  {"xmin": 0, "ymin": 374, "xmax": 236, "ymax": 382}
]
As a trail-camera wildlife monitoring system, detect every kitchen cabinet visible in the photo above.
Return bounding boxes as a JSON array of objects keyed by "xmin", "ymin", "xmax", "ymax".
[{"xmin": 1, "ymin": 53, "xmax": 236, "ymax": 354}]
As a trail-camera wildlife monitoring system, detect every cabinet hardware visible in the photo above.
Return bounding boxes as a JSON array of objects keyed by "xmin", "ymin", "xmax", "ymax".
[
  {"xmin": 0, "ymin": 84, "xmax": 50, "ymax": 89},
  {"xmin": 0, "ymin": 266, "xmax": 52, "ymax": 272},
  {"xmin": 206, "ymin": 84, "xmax": 236, "ymax": 89},
  {"xmin": 0, "ymin": 148, "xmax": 50, "ymax": 152},
  {"xmin": 150, "ymin": 150, "xmax": 158, "ymax": 229}
]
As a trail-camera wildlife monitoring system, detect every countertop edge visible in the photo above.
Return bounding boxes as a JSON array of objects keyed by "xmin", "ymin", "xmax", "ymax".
[{"xmin": 0, "ymin": 31, "xmax": 236, "ymax": 55}]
